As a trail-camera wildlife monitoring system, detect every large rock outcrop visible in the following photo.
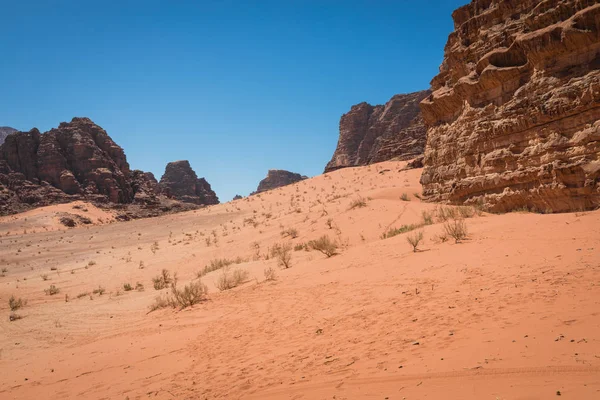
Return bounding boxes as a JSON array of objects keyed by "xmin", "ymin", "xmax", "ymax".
[
  {"xmin": 325, "ymin": 90, "xmax": 430, "ymax": 172},
  {"xmin": 159, "ymin": 160, "xmax": 219, "ymax": 205},
  {"xmin": 253, "ymin": 170, "xmax": 307, "ymax": 194},
  {"xmin": 420, "ymin": 0, "xmax": 600, "ymax": 212},
  {"xmin": 0, "ymin": 127, "xmax": 17, "ymax": 145},
  {"xmin": 0, "ymin": 118, "xmax": 166, "ymax": 215}
]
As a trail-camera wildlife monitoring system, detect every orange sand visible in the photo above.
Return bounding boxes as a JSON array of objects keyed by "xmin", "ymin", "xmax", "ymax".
[{"xmin": 0, "ymin": 161, "xmax": 598, "ymax": 399}]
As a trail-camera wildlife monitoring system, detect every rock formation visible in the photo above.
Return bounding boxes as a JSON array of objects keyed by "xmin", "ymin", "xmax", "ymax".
[
  {"xmin": 325, "ymin": 90, "xmax": 430, "ymax": 173},
  {"xmin": 159, "ymin": 160, "xmax": 219, "ymax": 205},
  {"xmin": 253, "ymin": 170, "xmax": 307, "ymax": 194},
  {"xmin": 0, "ymin": 118, "xmax": 190, "ymax": 216},
  {"xmin": 420, "ymin": 0, "xmax": 600, "ymax": 212},
  {"xmin": 0, "ymin": 127, "xmax": 17, "ymax": 145}
]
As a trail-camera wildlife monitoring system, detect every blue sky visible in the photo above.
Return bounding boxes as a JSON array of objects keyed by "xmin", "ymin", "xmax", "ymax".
[{"xmin": 1, "ymin": 0, "xmax": 464, "ymax": 201}]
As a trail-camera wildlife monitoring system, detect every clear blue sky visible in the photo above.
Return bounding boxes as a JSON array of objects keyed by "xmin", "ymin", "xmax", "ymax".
[{"xmin": 1, "ymin": 0, "xmax": 464, "ymax": 201}]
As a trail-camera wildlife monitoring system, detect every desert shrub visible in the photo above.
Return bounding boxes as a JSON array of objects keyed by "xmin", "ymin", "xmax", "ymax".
[
  {"xmin": 150, "ymin": 241, "xmax": 160, "ymax": 254},
  {"xmin": 44, "ymin": 285, "xmax": 60, "ymax": 296},
  {"xmin": 60, "ymin": 217, "xmax": 76, "ymax": 227},
  {"xmin": 198, "ymin": 259, "xmax": 234, "ymax": 277},
  {"xmin": 148, "ymin": 294, "xmax": 175, "ymax": 312},
  {"xmin": 135, "ymin": 282, "xmax": 145, "ymax": 291},
  {"xmin": 400, "ymin": 193, "xmax": 409, "ymax": 201},
  {"xmin": 444, "ymin": 219, "xmax": 468, "ymax": 243},
  {"xmin": 92, "ymin": 286, "xmax": 106, "ymax": 296},
  {"xmin": 271, "ymin": 242, "xmax": 292, "ymax": 269},
  {"xmin": 381, "ymin": 224, "xmax": 419, "ymax": 239},
  {"xmin": 348, "ymin": 196, "xmax": 367, "ymax": 210},
  {"xmin": 436, "ymin": 206, "xmax": 458, "ymax": 222},
  {"xmin": 123, "ymin": 283, "xmax": 133, "ymax": 291},
  {"xmin": 325, "ymin": 218, "xmax": 334, "ymax": 229},
  {"xmin": 280, "ymin": 228, "xmax": 299, "ymax": 239},
  {"xmin": 9, "ymin": 295, "xmax": 26, "ymax": 311},
  {"xmin": 406, "ymin": 231, "xmax": 424, "ymax": 252},
  {"xmin": 153, "ymin": 269, "xmax": 172, "ymax": 290},
  {"xmin": 294, "ymin": 243, "xmax": 307, "ymax": 251},
  {"xmin": 1, "ymin": 267, "xmax": 7, "ymax": 276},
  {"xmin": 76, "ymin": 292, "xmax": 90, "ymax": 299},
  {"xmin": 264, "ymin": 267, "xmax": 277, "ymax": 281},
  {"xmin": 171, "ymin": 280, "xmax": 208, "ymax": 308},
  {"xmin": 458, "ymin": 206, "xmax": 478, "ymax": 219},
  {"xmin": 421, "ymin": 210, "xmax": 434, "ymax": 225},
  {"xmin": 40, "ymin": 274, "xmax": 49, "ymax": 281},
  {"xmin": 216, "ymin": 268, "xmax": 249, "ymax": 291},
  {"xmin": 308, "ymin": 235, "xmax": 338, "ymax": 257}
]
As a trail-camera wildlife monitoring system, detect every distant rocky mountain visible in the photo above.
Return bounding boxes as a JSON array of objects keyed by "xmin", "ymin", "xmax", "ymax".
[
  {"xmin": 0, "ymin": 126, "xmax": 17, "ymax": 145},
  {"xmin": 159, "ymin": 160, "xmax": 219, "ymax": 205},
  {"xmin": 325, "ymin": 90, "xmax": 430, "ymax": 173},
  {"xmin": 420, "ymin": 0, "xmax": 600, "ymax": 213},
  {"xmin": 0, "ymin": 118, "xmax": 208, "ymax": 216},
  {"xmin": 252, "ymin": 170, "xmax": 307, "ymax": 194}
]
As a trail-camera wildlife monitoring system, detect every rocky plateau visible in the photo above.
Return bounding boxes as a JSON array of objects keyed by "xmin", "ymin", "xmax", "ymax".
[{"xmin": 252, "ymin": 169, "xmax": 308, "ymax": 194}]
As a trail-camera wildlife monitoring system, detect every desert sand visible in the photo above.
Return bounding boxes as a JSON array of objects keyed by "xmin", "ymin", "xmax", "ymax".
[{"xmin": 1, "ymin": 161, "xmax": 599, "ymax": 399}]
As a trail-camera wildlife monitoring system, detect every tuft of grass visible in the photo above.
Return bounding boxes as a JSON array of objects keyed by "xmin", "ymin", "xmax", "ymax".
[
  {"xmin": 381, "ymin": 224, "xmax": 420, "ymax": 239},
  {"xmin": 308, "ymin": 235, "xmax": 338, "ymax": 257},
  {"xmin": 348, "ymin": 196, "xmax": 367, "ymax": 210},
  {"xmin": 400, "ymin": 193, "xmax": 410, "ymax": 201},
  {"xmin": 9, "ymin": 295, "xmax": 26, "ymax": 311},
  {"xmin": 76, "ymin": 292, "xmax": 90, "ymax": 299},
  {"xmin": 153, "ymin": 269, "xmax": 172, "ymax": 290},
  {"xmin": 92, "ymin": 286, "xmax": 106, "ymax": 296},
  {"xmin": 135, "ymin": 282, "xmax": 145, "ymax": 291},
  {"xmin": 123, "ymin": 283, "xmax": 133, "ymax": 291},
  {"xmin": 280, "ymin": 228, "xmax": 299, "ymax": 239},
  {"xmin": 216, "ymin": 268, "xmax": 249, "ymax": 291},
  {"xmin": 294, "ymin": 243, "xmax": 307, "ymax": 251},
  {"xmin": 421, "ymin": 210, "xmax": 434, "ymax": 225},
  {"xmin": 197, "ymin": 259, "xmax": 235, "ymax": 278},
  {"xmin": 271, "ymin": 242, "xmax": 292, "ymax": 269},
  {"xmin": 443, "ymin": 219, "xmax": 468, "ymax": 243},
  {"xmin": 406, "ymin": 231, "xmax": 424, "ymax": 252},
  {"xmin": 44, "ymin": 285, "xmax": 60, "ymax": 296},
  {"xmin": 40, "ymin": 274, "xmax": 49, "ymax": 281},
  {"xmin": 264, "ymin": 267, "xmax": 277, "ymax": 281}
]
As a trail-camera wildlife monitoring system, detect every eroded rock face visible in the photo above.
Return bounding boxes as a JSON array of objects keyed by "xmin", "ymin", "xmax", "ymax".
[
  {"xmin": 253, "ymin": 170, "xmax": 307, "ymax": 194},
  {"xmin": 0, "ymin": 127, "xmax": 17, "ymax": 145},
  {"xmin": 420, "ymin": 0, "xmax": 600, "ymax": 212},
  {"xmin": 0, "ymin": 118, "xmax": 167, "ymax": 215},
  {"xmin": 159, "ymin": 160, "xmax": 219, "ymax": 205},
  {"xmin": 325, "ymin": 90, "xmax": 430, "ymax": 173}
]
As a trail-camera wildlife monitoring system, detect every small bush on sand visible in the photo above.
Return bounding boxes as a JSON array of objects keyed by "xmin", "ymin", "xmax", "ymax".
[
  {"xmin": 148, "ymin": 294, "xmax": 175, "ymax": 312},
  {"xmin": 400, "ymin": 193, "xmax": 410, "ymax": 201},
  {"xmin": 9, "ymin": 295, "xmax": 26, "ymax": 311},
  {"xmin": 216, "ymin": 268, "xmax": 249, "ymax": 291},
  {"xmin": 444, "ymin": 219, "xmax": 468, "ymax": 243},
  {"xmin": 308, "ymin": 235, "xmax": 338, "ymax": 257},
  {"xmin": 153, "ymin": 269, "xmax": 172, "ymax": 290},
  {"xmin": 280, "ymin": 228, "xmax": 298, "ymax": 239},
  {"xmin": 406, "ymin": 231, "xmax": 424, "ymax": 252},
  {"xmin": 171, "ymin": 280, "xmax": 208, "ymax": 308},
  {"xmin": 421, "ymin": 211, "xmax": 434, "ymax": 225},
  {"xmin": 198, "ymin": 259, "xmax": 234, "ymax": 277},
  {"xmin": 348, "ymin": 196, "xmax": 367, "ymax": 210},
  {"xmin": 123, "ymin": 283, "xmax": 133, "ymax": 291},
  {"xmin": 9, "ymin": 313, "xmax": 23, "ymax": 322},
  {"xmin": 294, "ymin": 243, "xmax": 307, "ymax": 251},
  {"xmin": 264, "ymin": 267, "xmax": 277, "ymax": 281},
  {"xmin": 271, "ymin": 242, "xmax": 293, "ymax": 268},
  {"xmin": 44, "ymin": 285, "xmax": 60, "ymax": 296},
  {"xmin": 92, "ymin": 286, "xmax": 106, "ymax": 296}
]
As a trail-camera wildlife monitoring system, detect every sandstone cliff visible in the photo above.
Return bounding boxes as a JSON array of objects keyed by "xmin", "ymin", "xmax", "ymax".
[
  {"xmin": 420, "ymin": 0, "xmax": 600, "ymax": 212},
  {"xmin": 253, "ymin": 170, "xmax": 307, "ymax": 194},
  {"xmin": 0, "ymin": 127, "xmax": 17, "ymax": 145},
  {"xmin": 159, "ymin": 160, "xmax": 219, "ymax": 205},
  {"xmin": 325, "ymin": 90, "xmax": 430, "ymax": 173}
]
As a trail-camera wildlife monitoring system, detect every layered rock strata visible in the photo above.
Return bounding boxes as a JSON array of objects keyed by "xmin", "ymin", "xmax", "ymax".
[
  {"xmin": 159, "ymin": 160, "xmax": 219, "ymax": 205},
  {"xmin": 420, "ymin": 0, "xmax": 600, "ymax": 212}
]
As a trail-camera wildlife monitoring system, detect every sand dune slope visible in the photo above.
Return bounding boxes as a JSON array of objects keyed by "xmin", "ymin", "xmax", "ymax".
[{"xmin": 0, "ymin": 161, "xmax": 598, "ymax": 399}]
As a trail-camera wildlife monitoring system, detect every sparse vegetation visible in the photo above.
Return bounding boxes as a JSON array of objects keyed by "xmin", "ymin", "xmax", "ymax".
[
  {"xmin": 216, "ymin": 268, "xmax": 249, "ymax": 291},
  {"xmin": 406, "ymin": 231, "xmax": 424, "ymax": 252},
  {"xmin": 153, "ymin": 269, "xmax": 173, "ymax": 290},
  {"xmin": 271, "ymin": 242, "xmax": 293, "ymax": 269},
  {"xmin": 170, "ymin": 280, "xmax": 208, "ymax": 308},
  {"xmin": 444, "ymin": 219, "xmax": 468, "ymax": 243},
  {"xmin": 422, "ymin": 210, "xmax": 434, "ymax": 225},
  {"xmin": 381, "ymin": 224, "xmax": 420, "ymax": 239},
  {"xmin": 400, "ymin": 193, "xmax": 410, "ymax": 201},
  {"xmin": 44, "ymin": 285, "xmax": 60, "ymax": 296},
  {"xmin": 92, "ymin": 286, "xmax": 106, "ymax": 296},
  {"xmin": 9, "ymin": 313, "xmax": 23, "ymax": 322},
  {"xmin": 308, "ymin": 235, "xmax": 338, "ymax": 257},
  {"xmin": 198, "ymin": 258, "xmax": 235, "ymax": 277},
  {"xmin": 348, "ymin": 196, "xmax": 367, "ymax": 210},
  {"xmin": 264, "ymin": 267, "xmax": 277, "ymax": 281},
  {"xmin": 9, "ymin": 295, "xmax": 26, "ymax": 311},
  {"xmin": 280, "ymin": 228, "xmax": 298, "ymax": 239},
  {"xmin": 123, "ymin": 283, "xmax": 133, "ymax": 291}
]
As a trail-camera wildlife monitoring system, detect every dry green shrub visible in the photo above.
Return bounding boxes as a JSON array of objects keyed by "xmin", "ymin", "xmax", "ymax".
[
  {"xmin": 9, "ymin": 295, "xmax": 26, "ymax": 311},
  {"xmin": 436, "ymin": 206, "xmax": 458, "ymax": 222},
  {"xmin": 406, "ymin": 231, "xmax": 424, "ymax": 252},
  {"xmin": 280, "ymin": 228, "xmax": 298, "ymax": 239},
  {"xmin": 148, "ymin": 294, "xmax": 175, "ymax": 312},
  {"xmin": 444, "ymin": 219, "xmax": 468, "ymax": 243},
  {"xmin": 153, "ymin": 269, "xmax": 172, "ymax": 290},
  {"xmin": 421, "ymin": 210, "xmax": 434, "ymax": 225},
  {"xmin": 294, "ymin": 243, "xmax": 307, "ymax": 251},
  {"xmin": 400, "ymin": 193, "xmax": 410, "ymax": 201},
  {"xmin": 171, "ymin": 280, "xmax": 208, "ymax": 308},
  {"xmin": 348, "ymin": 196, "xmax": 367, "ymax": 210},
  {"xmin": 216, "ymin": 268, "xmax": 249, "ymax": 291},
  {"xmin": 44, "ymin": 285, "xmax": 60, "ymax": 296},
  {"xmin": 271, "ymin": 242, "xmax": 292, "ymax": 269},
  {"xmin": 308, "ymin": 235, "xmax": 338, "ymax": 257},
  {"xmin": 264, "ymin": 267, "xmax": 277, "ymax": 281},
  {"xmin": 198, "ymin": 258, "xmax": 234, "ymax": 277},
  {"xmin": 123, "ymin": 283, "xmax": 133, "ymax": 291}
]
